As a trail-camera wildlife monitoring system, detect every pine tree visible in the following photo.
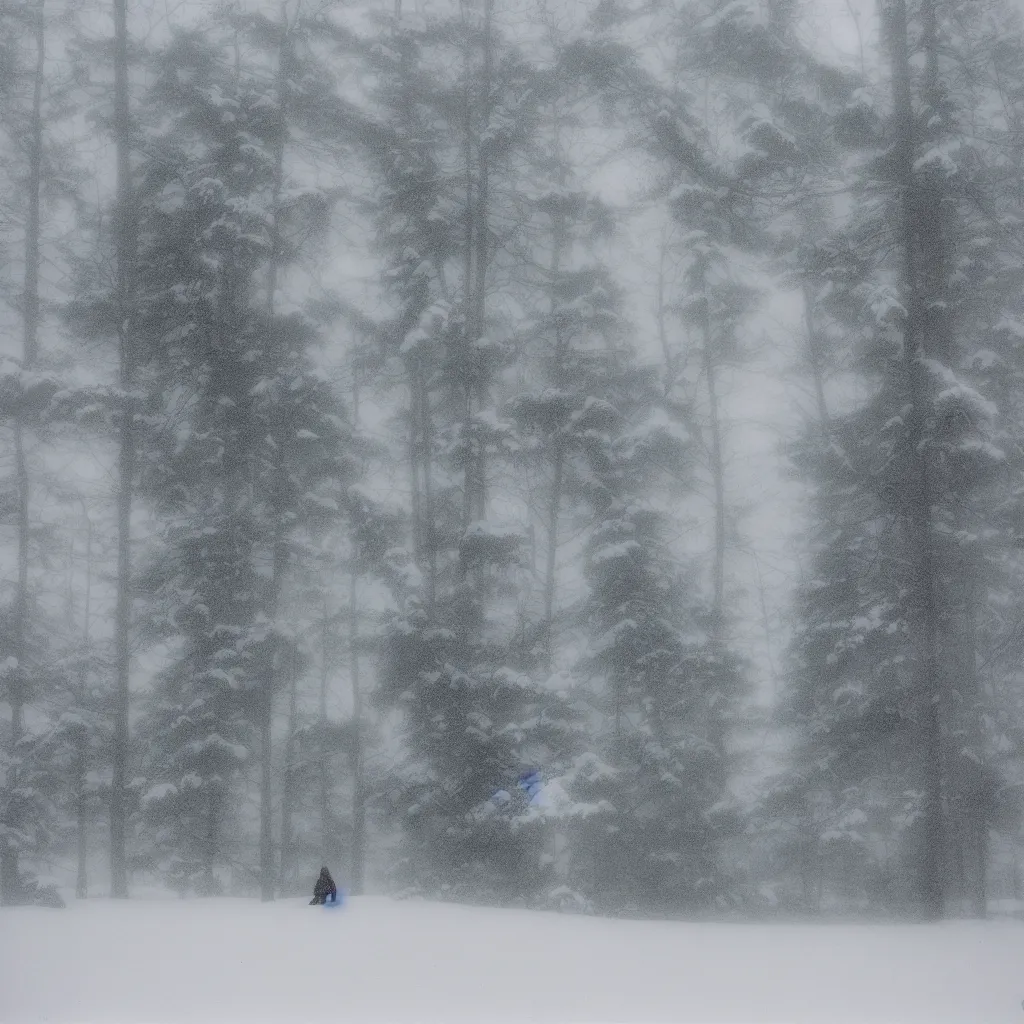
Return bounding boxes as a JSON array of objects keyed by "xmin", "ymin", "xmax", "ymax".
[
  {"xmin": 772, "ymin": 0, "xmax": 1017, "ymax": 917},
  {"xmin": 335, "ymin": 1, "xmax": 595, "ymax": 905},
  {"xmin": 0, "ymin": 0, "xmax": 81, "ymax": 905},
  {"xmin": 0, "ymin": 0, "xmax": 44, "ymax": 907},
  {"xmin": 128, "ymin": 27, "xmax": 355, "ymax": 894}
]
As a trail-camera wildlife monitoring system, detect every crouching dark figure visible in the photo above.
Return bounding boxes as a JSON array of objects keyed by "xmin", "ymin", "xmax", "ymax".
[{"xmin": 309, "ymin": 866, "xmax": 337, "ymax": 905}]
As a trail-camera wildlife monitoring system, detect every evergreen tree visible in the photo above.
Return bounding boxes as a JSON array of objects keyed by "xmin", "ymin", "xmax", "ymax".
[
  {"xmin": 772, "ymin": 0, "xmax": 1017, "ymax": 917},
  {"xmin": 128, "ymin": 27, "xmax": 354, "ymax": 894},
  {"xmin": 342, "ymin": 1, "xmax": 590, "ymax": 905},
  {"xmin": 0, "ymin": 0, "xmax": 81, "ymax": 904}
]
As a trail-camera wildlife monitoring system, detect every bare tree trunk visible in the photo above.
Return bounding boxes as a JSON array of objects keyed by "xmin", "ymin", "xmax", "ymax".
[
  {"xmin": 111, "ymin": 0, "xmax": 138, "ymax": 900},
  {"xmin": 23, "ymin": 0, "xmax": 43, "ymax": 370},
  {"xmin": 918, "ymin": 0, "xmax": 954, "ymax": 370},
  {"xmin": 349, "ymin": 568, "xmax": 365, "ymax": 894},
  {"xmin": 259, "ymin": 8, "xmax": 291, "ymax": 903},
  {"xmin": 656, "ymin": 226, "xmax": 680, "ymax": 384},
  {"xmin": 349, "ymin": 366, "xmax": 366, "ymax": 895},
  {"xmin": 697, "ymin": 266, "xmax": 730, "ymax": 767},
  {"xmin": 460, "ymin": 0, "xmax": 476, "ymax": 529},
  {"xmin": 949, "ymin": 553, "xmax": 987, "ymax": 918},
  {"xmin": 408, "ymin": 358, "xmax": 438, "ymax": 617},
  {"xmin": 922, "ymin": 0, "xmax": 986, "ymax": 921},
  {"xmin": 699, "ymin": 273, "xmax": 726, "ymax": 636},
  {"xmin": 471, "ymin": 0, "xmax": 493, "ymax": 523},
  {"xmin": 420, "ymin": 367, "xmax": 438, "ymax": 618},
  {"xmin": 542, "ymin": 192, "xmax": 567, "ymax": 674},
  {"xmin": 204, "ymin": 788, "xmax": 219, "ymax": 893},
  {"xmin": 802, "ymin": 283, "xmax": 830, "ymax": 431},
  {"xmin": 75, "ymin": 738, "xmax": 88, "ymax": 899},
  {"xmin": 320, "ymin": 594, "xmax": 331, "ymax": 862},
  {"xmin": 801, "ymin": 264, "xmax": 831, "ymax": 907},
  {"xmin": 408, "ymin": 370, "xmax": 423, "ymax": 563},
  {"xmin": 543, "ymin": 448, "xmax": 563, "ymax": 670},
  {"xmin": 260, "ymin": 457, "xmax": 289, "ymax": 901},
  {"xmin": 278, "ymin": 648, "xmax": 298, "ymax": 895},
  {"xmin": 885, "ymin": 0, "xmax": 945, "ymax": 921},
  {"xmin": 77, "ymin": 504, "xmax": 94, "ymax": 900},
  {"xmin": 393, "ymin": 0, "xmax": 425, "ymax": 588},
  {"xmin": 259, "ymin": 657, "xmax": 276, "ymax": 901},
  {"xmin": 2, "ymin": 0, "xmax": 45, "ymax": 907},
  {"xmin": 4, "ymin": 428, "xmax": 28, "ymax": 905}
]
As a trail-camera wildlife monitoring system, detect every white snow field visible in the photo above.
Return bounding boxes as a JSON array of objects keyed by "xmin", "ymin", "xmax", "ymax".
[{"xmin": 3, "ymin": 895, "xmax": 1024, "ymax": 1024}]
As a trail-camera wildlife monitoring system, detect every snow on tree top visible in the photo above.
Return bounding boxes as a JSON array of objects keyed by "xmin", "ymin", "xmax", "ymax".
[
  {"xmin": 847, "ymin": 87, "xmax": 875, "ymax": 110},
  {"xmin": 868, "ymin": 285, "xmax": 907, "ymax": 324},
  {"xmin": 913, "ymin": 140, "xmax": 960, "ymax": 178},
  {"xmin": 303, "ymin": 493, "xmax": 339, "ymax": 512},
  {"xmin": 492, "ymin": 666, "xmax": 534, "ymax": 691},
  {"xmin": 142, "ymin": 782, "xmax": 178, "ymax": 807},
  {"xmin": 590, "ymin": 539, "xmax": 642, "ymax": 567},
  {"xmin": 924, "ymin": 360, "xmax": 997, "ymax": 422},
  {"xmin": 994, "ymin": 316, "xmax": 1024, "ymax": 340},
  {"xmin": 969, "ymin": 349, "xmax": 1000, "ymax": 370},
  {"xmin": 702, "ymin": 0, "xmax": 765, "ymax": 31},
  {"xmin": 956, "ymin": 438, "xmax": 1005, "ymax": 463},
  {"xmin": 463, "ymin": 520, "xmax": 522, "ymax": 541},
  {"xmin": 401, "ymin": 327, "xmax": 430, "ymax": 355}
]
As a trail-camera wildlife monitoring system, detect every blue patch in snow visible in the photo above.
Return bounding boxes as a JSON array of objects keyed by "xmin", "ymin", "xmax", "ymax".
[{"xmin": 518, "ymin": 770, "xmax": 543, "ymax": 804}]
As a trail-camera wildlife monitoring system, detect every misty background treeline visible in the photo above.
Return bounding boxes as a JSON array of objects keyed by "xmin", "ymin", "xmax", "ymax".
[{"xmin": 2, "ymin": 0, "xmax": 1024, "ymax": 921}]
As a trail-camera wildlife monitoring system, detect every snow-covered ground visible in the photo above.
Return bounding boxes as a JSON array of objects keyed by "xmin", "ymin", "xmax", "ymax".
[{"xmin": 3, "ymin": 894, "xmax": 1024, "ymax": 1023}]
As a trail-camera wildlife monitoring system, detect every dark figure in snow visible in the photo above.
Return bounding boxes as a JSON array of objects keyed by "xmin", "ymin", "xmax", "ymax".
[{"xmin": 310, "ymin": 866, "xmax": 337, "ymax": 905}]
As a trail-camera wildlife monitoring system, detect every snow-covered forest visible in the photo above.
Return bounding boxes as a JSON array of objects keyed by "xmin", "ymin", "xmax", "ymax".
[{"xmin": 2, "ymin": 0, "xmax": 1024, "ymax": 923}]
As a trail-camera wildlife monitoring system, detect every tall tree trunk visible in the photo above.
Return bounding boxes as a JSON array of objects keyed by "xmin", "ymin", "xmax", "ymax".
[
  {"xmin": 204, "ymin": 787, "xmax": 219, "ymax": 894},
  {"xmin": 75, "ymin": 738, "xmax": 88, "ymax": 899},
  {"xmin": 320, "ymin": 594, "xmax": 331, "ymax": 862},
  {"xmin": 408, "ymin": 368, "xmax": 423, "ymax": 563},
  {"xmin": 278, "ymin": 647, "xmax": 298, "ymax": 895},
  {"xmin": 76, "ymin": 503, "xmax": 94, "ymax": 900},
  {"xmin": 699, "ymin": 271, "xmax": 726, "ymax": 637},
  {"xmin": 802, "ymin": 283, "xmax": 830, "ymax": 431},
  {"xmin": 918, "ymin": 0, "xmax": 954, "ymax": 369},
  {"xmin": 259, "ymin": 9, "xmax": 290, "ymax": 903},
  {"xmin": 395, "ymin": 0, "xmax": 429, "ymax": 597},
  {"xmin": 655, "ymin": 227, "xmax": 676, "ymax": 384},
  {"xmin": 700, "ymin": 268, "xmax": 733, "ymax": 741},
  {"xmin": 419, "ymin": 366, "xmax": 438, "ymax": 618},
  {"xmin": 349, "ymin": 568, "xmax": 365, "ymax": 895},
  {"xmin": 4, "ymin": 417, "xmax": 28, "ymax": 905},
  {"xmin": 921, "ymin": 0, "xmax": 986, "ymax": 920},
  {"xmin": 542, "ymin": 195, "xmax": 567, "ymax": 674},
  {"xmin": 2, "ymin": 0, "xmax": 45, "ymax": 907},
  {"xmin": 259, "ymin": 654, "xmax": 276, "ymax": 901},
  {"xmin": 949, "ymin": 551, "xmax": 987, "ymax": 917},
  {"xmin": 407, "ymin": 357, "xmax": 438, "ymax": 617},
  {"xmin": 349, "ymin": 366, "xmax": 366, "ymax": 895},
  {"xmin": 460, "ymin": 0, "xmax": 476, "ymax": 529},
  {"xmin": 111, "ymin": 0, "xmax": 138, "ymax": 900},
  {"xmin": 698, "ymin": 267, "xmax": 730, "ymax": 764},
  {"xmin": 543, "ymin": 447, "xmax": 564, "ymax": 672},
  {"xmin": 802, "ymin": 267, "xmax": 831, "ymax": 890},
  {"xmin": 471, "ymin": 0, "xmax": 493, "ymax": 523},
  {"xmin": 260, "ymin": 458, "xmax": 289, "ymax": 901},
  {"xmin": 885, "ymin": 0, "xmax": 945, "ymax": 921}
]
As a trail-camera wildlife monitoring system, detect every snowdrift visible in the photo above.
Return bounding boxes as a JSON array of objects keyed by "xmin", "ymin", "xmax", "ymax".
[{"xmin": 2, "ymin": 894, "xmax": 1023, "ymax": 1023}]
